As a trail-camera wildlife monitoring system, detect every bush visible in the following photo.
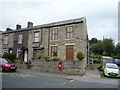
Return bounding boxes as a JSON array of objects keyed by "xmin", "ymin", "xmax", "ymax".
[
  {"xmin": 112, "ymin": 56, "xmax": 120, "ymax": 59},
  {"xmin": 44, "ymin": 56, "xmax": 52, "ymax": 61},
  {"xmin": 44, "ymin": 56, "xmax": 60, "ymax": 61},
  {"xmin": 52, "ymin": 57, "xmax": 60, "ymax": 61},
  {"xmin": 76, "ymin": 52, "xmax": 85, "ymax": 60},
  {"xmin": 2, "ymin": 53, "xmax": 16, "ymax": 62}
]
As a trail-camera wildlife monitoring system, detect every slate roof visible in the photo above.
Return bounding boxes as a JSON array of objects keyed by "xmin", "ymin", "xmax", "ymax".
[{"xmin": 2, "ymin": 17, "xmax": 85, "ymax": 34}]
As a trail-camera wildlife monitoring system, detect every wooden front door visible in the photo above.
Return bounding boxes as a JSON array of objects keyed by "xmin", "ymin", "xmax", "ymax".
[{"xmin": 66, "ymin": 45, "xmax": 74, "ymax": 60}]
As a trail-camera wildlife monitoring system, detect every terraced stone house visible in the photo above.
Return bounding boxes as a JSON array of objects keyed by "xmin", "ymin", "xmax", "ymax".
[
  {"xmin": 1, "ymin": 17, "xmax": 89, "ymax": 67},
  {"xmin": 28, "ymin": 17, "xmax": 89, "ymax": 64},
  {"xmin": 2, "ymin": 28, "xmax": 14, "ymax": 55}
]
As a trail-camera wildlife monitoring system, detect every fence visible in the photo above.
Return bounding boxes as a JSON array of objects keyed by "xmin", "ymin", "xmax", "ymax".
[{"xmin": 31, "ymin": 60, "xmax": 85, "ymax": 76}]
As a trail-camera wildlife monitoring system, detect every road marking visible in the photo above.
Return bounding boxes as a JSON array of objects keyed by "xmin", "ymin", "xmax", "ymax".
[
  {"xmin": 69, "ymin": 80, "xmax": 75, "ymax": 82},
  {"xmin": 16, "ymin": 74, "xmax": 35, "ymax": 77}
]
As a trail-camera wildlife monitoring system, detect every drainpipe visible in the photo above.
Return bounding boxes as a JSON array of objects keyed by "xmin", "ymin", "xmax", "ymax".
[
  {"xmin": 39, "ymin": 28, "xmax": 42, "ymax": 46},
  {"xmin": 48, "ymin": 28, "xmax": 50, "ymax": 56}
]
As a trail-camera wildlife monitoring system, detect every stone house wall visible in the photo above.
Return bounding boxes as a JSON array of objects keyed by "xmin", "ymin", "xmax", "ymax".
[
  {"xmin": 0, "ymin": 31, "xmax": 3, "ymax": 56},
  {"xmin": 2, "ymin": 31, "xmax": 14, "ymax": 54}
]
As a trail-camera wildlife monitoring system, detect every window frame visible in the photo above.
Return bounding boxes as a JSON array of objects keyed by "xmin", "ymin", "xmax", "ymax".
[
  {"xmin": 34, "ymin": 32, "xmax": 40, "ymax": 43},
  {"xmin": 16, "ymin": 49, "xmax": 21, "ymax": 58},
  {"xmin": 3, "ymin": 35, "xmax": 9, "ymax": 45},
  {"xmin": 51, "ymin": 28, "xmax": 58, "ymax": 40},
  {"xmin": 51, "ymin": 46, "xmax": 57, "ymax": 57},
  {"xmin": 66, "ymin": 26, "xmax": 74, "ymax": 39},
  {"xmin": 18, "ymin": 34, "xmax": 23, "ymax": 44}
]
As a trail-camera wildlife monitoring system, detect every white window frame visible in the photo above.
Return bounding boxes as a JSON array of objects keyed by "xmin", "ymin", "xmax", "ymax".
[
  {"xmin": 34, "ymin": 32, "xmax": 39, "ymax": 42},
  {"xmin": 17, "ymin": 49, "xmax": 21, "ymax": 58},
  {"xmin": 18, "ymin": 34, "xmax": 23, "ymax": 44},
  {"xmin": 3, "ymin": 49, "xmax": 8, "ymax": 54},
  {"xmin": 3, "ymin": 36, "xmax": 8, "ymax": 44}
]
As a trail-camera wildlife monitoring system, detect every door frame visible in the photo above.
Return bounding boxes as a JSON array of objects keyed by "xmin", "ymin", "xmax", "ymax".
[{"xmin": 66, "ymin": 45, "xmax": 74, "ymax": 60}]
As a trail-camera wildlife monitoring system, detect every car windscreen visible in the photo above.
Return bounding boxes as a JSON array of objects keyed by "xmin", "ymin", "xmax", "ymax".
[
  {"xmin": 106, "ymin": 64, "xmax": 118, "ymax": 69},
  {"xmin": 0, "ymin": 58, "xmax": 12, "ymax": 63}
]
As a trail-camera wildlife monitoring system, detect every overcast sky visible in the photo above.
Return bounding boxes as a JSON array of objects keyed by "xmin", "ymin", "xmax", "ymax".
[{"xmin": 0, "ymin": 0, "xmax": 119, "ymax": 44}]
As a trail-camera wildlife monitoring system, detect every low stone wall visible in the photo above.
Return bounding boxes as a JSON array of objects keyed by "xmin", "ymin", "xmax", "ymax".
[{"xmin": 30, "ymin": 60, "xmax": 85, "ymax": 76}]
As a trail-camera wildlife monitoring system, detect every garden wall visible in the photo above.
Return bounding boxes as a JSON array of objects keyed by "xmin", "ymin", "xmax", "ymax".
[{"xmin": 30, "ymin": 60, "xmax": 85, "ymax": 76}]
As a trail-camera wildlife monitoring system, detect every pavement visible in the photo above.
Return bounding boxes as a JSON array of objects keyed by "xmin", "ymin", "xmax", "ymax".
[{"xmin": 17, "ymin": 69, "xmax": 118, "ymax": 85}]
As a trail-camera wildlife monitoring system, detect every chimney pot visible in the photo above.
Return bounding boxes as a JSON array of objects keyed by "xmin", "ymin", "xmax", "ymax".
[
  {"xmin": 27, "ymin": 22, "xmax": 33, "ymax": 28},
  {"xmin": 16, "ymin": 24, "xmax": 21, "ymax": 30},
  {"xmin": 6, "ymin": 28, "xmax": 13, "ymax": 31}
]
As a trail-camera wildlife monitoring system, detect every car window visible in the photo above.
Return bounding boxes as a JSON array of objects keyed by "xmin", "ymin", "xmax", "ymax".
[
  {"xmin": 0, "ymin": 58, "xmax": 12, "ymax": 63},
  {"xmin": 106, "ymin": 64, "xmax": 118, "ymax": 69},
  {"xmin": 114, "ymin": 59, "xmax": 120, "ymax": 64}
]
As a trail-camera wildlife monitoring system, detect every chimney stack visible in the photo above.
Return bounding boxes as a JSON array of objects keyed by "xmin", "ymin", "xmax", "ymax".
[
  {"xmin": 27, "ymin": 22, "xmax": 33, "ymax": 28},
  {"xmin": 6, "ymin": 28, "xmax": 13, "ymax": 31},
  {"xmin": 16, "ymin": 24, "xmax": 21, "ymax": 30}
]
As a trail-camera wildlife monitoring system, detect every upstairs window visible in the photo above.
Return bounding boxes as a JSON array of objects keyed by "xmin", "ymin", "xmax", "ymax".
[
  {"xmin": 3, "ymin": 36, "xmax": 8, "ymax": 44},
  {"xmin": 34, "ymin": 32, "xmax": 39, "ymax": 42},
  {"xmin": 18, "ymin": 34, "xmax": 23, "ymax": 44},
  {"xmin": 51, "ymin": 28, "xmax": 58, "ymax": 40},
  {"xmin": 66, "ymin": 26, "xmax": 74, "ymax": 39},
  {"xmin": 51, "ymin": 46, "xmax": 57, "ymax": 57}
]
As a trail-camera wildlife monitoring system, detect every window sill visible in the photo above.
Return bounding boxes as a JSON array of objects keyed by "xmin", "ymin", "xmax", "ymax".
[
  {"xmin": 50, "ymin": 40, "xmax": 59, "ymax": 41},
  {"xmin": 3, "ymin": 44, "xmax": 8, "ymax": 45},
  {"xmin": 32, "ymin": 42, "xmax": 40, "ymax": 43},
  {"xmin": 18, "ymin": 43, "xmax": 22, "ymax": 45},
  {"xmin": 65, "ymin": 38, "xmax": 74, "ymax": 40}
]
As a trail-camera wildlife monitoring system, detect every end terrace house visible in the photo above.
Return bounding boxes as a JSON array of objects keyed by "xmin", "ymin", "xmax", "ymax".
[
  {"xmin": 1, "ymin": 22, "xmax": 33, "ymax": 61},
  {"xmin": 2, "ymin": 28, "xmax": 14, "ymax": 55},
  {"xmin": 28, "ymin": 17, "xmax": 89, "ymax": 63}
]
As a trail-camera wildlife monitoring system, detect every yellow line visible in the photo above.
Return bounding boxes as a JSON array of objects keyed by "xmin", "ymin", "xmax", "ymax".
[{"xmin": 70, "ymin": 80, "xmax": 75, "ymax": 82}]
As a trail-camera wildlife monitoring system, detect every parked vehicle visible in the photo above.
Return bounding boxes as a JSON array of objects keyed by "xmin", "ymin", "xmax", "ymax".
[
  {"xmin": 113, "ymin": 59, "xmax": 120, "ymax": 66},
  {"xmin": 103, "ymin": 63, "xmax": 119, "ymax": 77},
  {"xmin": 0, "ymin": 58, "xmax": 17, "ymax": 72}
]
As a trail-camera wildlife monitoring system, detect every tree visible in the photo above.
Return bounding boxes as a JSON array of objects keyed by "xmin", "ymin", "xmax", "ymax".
[
  {"xmin": 90, "ymin": 37, "xmax": 116, "ymax": 56},
  {"xmin": 101, "ymin": 38, "xmax": 115, "ymax": 56},
  {"xmin": 91, "ymin": 42, "xmax": 102, "ymax": 55},
  {"xmin": 89, "ymin": 38, "xmax": 98, "ymax": 44},
  {"xmin": 2, "ymin": 53, "xmax": 16, "ymax": 62},
  {"xmin": 115, "ymin": 43, "xmax": 120, "ymax": 56}
]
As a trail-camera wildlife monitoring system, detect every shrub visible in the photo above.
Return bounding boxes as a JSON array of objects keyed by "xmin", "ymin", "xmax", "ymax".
[
  {"xmin": 52, "ymin": 57, "xmax": 60, "ymax": 61},
  {"xmin": 112, "ymin": 56, "xmax": 120, "ymax": 59},
  {"xmin": 44, "ymin": 56, "xmax": 52, "ymax": 61},
  {"xmin": 44, "ymin": 56, "xmax": 60, "ymax": 61},
  {"xmin": 2, "ymin": 53, "xmax": 16, "ymax": 62},
  {"xmin": 76, "ymin": 52, "xmax": 85, "ymax": 60}
]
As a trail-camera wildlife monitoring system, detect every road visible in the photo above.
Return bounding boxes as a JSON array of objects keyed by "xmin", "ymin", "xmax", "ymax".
[{"xmin": 1, "ymin": 69, "xmax": 119, "ymax": 88}]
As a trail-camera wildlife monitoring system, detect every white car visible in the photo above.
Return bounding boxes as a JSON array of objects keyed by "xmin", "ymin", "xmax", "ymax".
[{"xmin": 103, "ymin": 63, "xmax": 119, "ymax": 77}]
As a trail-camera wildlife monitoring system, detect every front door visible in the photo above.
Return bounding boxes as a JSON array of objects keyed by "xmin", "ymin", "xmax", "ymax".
[
  {"xmin": 24, "ymin": 50, "xmax": 28, "ymax": 62},
  {"xmin": 66, "ymin": 45, "xmax": 74, "ymax": 60}
]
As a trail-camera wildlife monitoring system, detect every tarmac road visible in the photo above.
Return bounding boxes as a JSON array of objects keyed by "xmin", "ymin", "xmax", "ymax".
[{"xmin": 1, "ymin": 69, "xmax": 119, "ymax": 88}]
